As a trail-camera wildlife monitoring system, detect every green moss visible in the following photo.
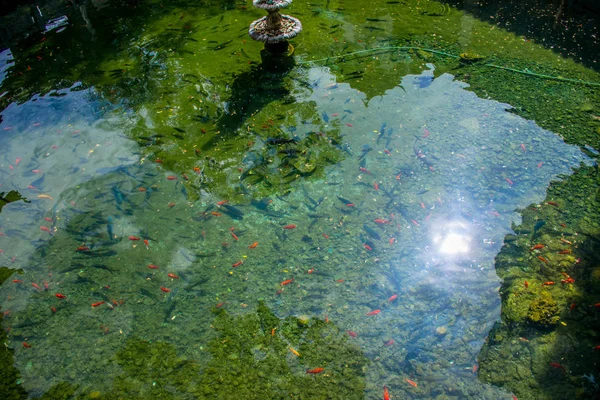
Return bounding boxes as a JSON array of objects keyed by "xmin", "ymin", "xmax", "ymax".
[
  {"xmin": 0, "ymin": 268, "xmax": 27, "ymax": 400},
  {"xmin": 527, "ymin": 291, "xmax": 560, "ymax": 327}
]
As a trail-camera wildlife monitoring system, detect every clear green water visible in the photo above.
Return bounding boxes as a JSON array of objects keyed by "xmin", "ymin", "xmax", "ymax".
[{"xmin": 1, "ymin": 1, "xmax": 599, "ymax": 399}]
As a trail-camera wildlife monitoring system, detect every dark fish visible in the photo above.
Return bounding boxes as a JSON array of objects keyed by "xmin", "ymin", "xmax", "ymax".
[
  {"xmin": 194, "ymin": 252, "xmax": 217, "ymax": 258},
  {"xmin": 279, "ymin": 148, "xmax": 299, "ymax": 157},
  {"xmin": 111, "ymin": 185, "xmax": 125, "ymax": 209},
  {"xmin": 173, "ymin": 127, "xmax": 185, "ymax": 133},
  {"xmin": 533, "ymin": 220, "xmax": 546, "ymax": 234},
  {"xmin": 363, "ymin": 238, "xmax": 376, "ymax": 250},
  {"xmin": 384, "ymin": 128, "xmax": 394, "ymax": 148},
  {"xmin": 359, "ymin": 145, "xmax": 373, "ymax": 160},
  {"xmin": 164, "ymin": 300, "xmax": 178, "ymax": 323},
  {"xmin": 30, "ymin": 174, "xmax": 46, "ymax": 189},
  {"xmin": 251, "ymin": 198, "xmax": 272, "ymax": 210},
  {"xmin": 91, "ymin": 264, "xmax": 115, "ymax": 273},
  {"xmin": 105, "ymin": 215, "xmax": 114, "ymax": 237},
  {"xmin": 376, "ymin": 122, "xmax": 387, "ymax": 144},
  {"xmin": 337, "ymin": 196, "xmax": 353, "ymax": 205},
  {"xmin": 363, "ymin": 224, "xmax": 381, "ymax": 240},
  {"xmin": 212, "ymin": 40, "xmax": 232, "ymax": 50},
  {"xmin": 366, "ymin": 18, "xmax": 387, "ymax": 22},
  {"xmin": 322, "ymin": 111, "xmax": 329, "ymax": 123},
  {"xmin": 221, "ymin": 204, "xmax": 244, "ymax": 220},
  {"xmin": 266, "ymin": 137, "xmax": 299, "ymax": 145}
]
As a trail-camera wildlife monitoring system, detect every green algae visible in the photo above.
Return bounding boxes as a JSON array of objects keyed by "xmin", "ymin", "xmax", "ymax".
[
  {"xmin": 82, "ymin": 302, "xmax": 368, "ymax": 399},
  {"xmin": 0, "ymin": 268, "xmax": 28, "ymax": 400},
  {"xmin": 527, "ymin": 291, "xmax": 560, "ymax": 327}
]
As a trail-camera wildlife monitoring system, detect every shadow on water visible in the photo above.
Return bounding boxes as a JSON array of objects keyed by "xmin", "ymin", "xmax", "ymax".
[
  {"xmin": 204, "ymin": 63, "xmax": 293, "ymax": 149},
  {"xmin": 478, "ymin": 163, "xmax": 600, "ymax": 399},
  {"xmin": 444, "ymin": 0, "xmax": 600, "ymax": 72}
]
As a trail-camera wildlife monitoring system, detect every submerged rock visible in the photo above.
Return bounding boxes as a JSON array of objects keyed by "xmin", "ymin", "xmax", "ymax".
[{"xmin": 527, "ymin": 291, "xmax": 560, "ymax": 326}]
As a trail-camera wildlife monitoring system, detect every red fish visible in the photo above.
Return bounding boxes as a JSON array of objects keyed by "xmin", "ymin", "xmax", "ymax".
[
  {"xmin": 520, "ymin": 143, "xmax": 526, "ymax": 152},
  {"xmin": 345, "ymin": 123, "xmax": 353, "ymax": 127},
  {"xmin": 542, "ymin": 281, "xmax": 555, "ymax": 286},
  {"xmin": 384, "ymin": 385, "xmax": 390, "ymax": 400},
  {"xmin": 22, "ymin": 342, "xmax": 31, "ymax": 348},
  {"xmin": 55, "ymin": 293, "xmax": 67, "ymax": 299},
  {"xmin": 524, "ymin": 281, "xmax": 529, "ymax": 289},
  {"xmin": 537, "ymin": 162, "xmax": 543, "ymax": 168},
  {"xmin": 76, "ymin": 246, "xmax": 90, "ymax": 252},
  {"xmin": 422, "ymin": 128, "xmax": 430, "ymax": 138},
  {"xmin": 537, "ymin": 256, "xmax": 549, "ymax": 265},
  {"xmin": 388, "ymin": 294, "xmax": 397, "ymax": 302},
  {"xmin": 13, "ymin": 279, "xmax": 23, "ymax": 283},
  {"xmin": 232, "ymin": 261, "xmax": 243, "ymax": 267},
  {"xmin": 384, "ymin": 339, "xmax": 395, "ymax": 346},
  {"xmin": 550, "ymin": 362, "xmax": 566, "ymax": 372},
  {"xmin": 322, "ymin": 233, "xmax": 329, "ymax": 239},
  {"xmin": 366, "ymin": 309, "xmax": 381, "ymax": 316},
  {"xmin": 404, "ymin": 378, "xmax": 418, "ymax": 387},
  {"xmin": 546, "ymin": 201, "xmax": 559, "ymax": 207},
  {"xmin": 306, "ymin": 368, "xmax": 324, "ymax": 374},
  {"xmin": 230, "ymin": 232, "xmax": 239, "ymax": 241},
  {"xmin": 31, "ymin": 283, "xmax": 41, "ymax": 291},
  {"xmin": 217, "ymin": 200, "xmax": 229, "ymax": 206},
  {"xmin": 148, "ymin": 264, "xmax": 159, "ymax": 269},
  {"xmin": 167, "ymin": 273, "xmax": 180, "ymax": 279},
  {"xmin": 91, "ymin": 301, "xmax": 105, "ymax": 307},
  {"xmin": 359, "ymin": 167, "xmax": 371, "ymax": 174},
  {"xmin": 283, "ymin": 224, "xmax": 297, "ymax": 229},
  {"xmin": 248, "ymin": 242, "xmax": 258, "ymax": 248},
  {"xmin": 347, "ymin": 330, "xmax": 357, "ymax": 338},
  {"xmin": 144, "ymin": 239, "xmax": 149, "ymax": 249},
  {"xmin": 530, "ymin": 244, "xmax": 544, "ymax": 250},
  {"xmin": 166, "ymin": 175, "xmax": 177, "ymax": 180},
  {"xmin": 389, "ymin": 237, "xmax": 396, "ymax": 245},
  {"xmin": 373, "ymin": 182, "xmax": 379, "ymax": 190},
  {"xmin": 364, "ymin": 244, "xmax": 373, "ymax": 251},
  {"xmin": 374, "ymin": 219, "xmax": 390, "ymax": 224},
  {"xmin": 505, "ymin": 177, "xmax": 514, "ymax": 185},
  {"xmin": 40, "ymin": 226, "xmax": 51, "ymax": 233},
  {"xmin": 281, "ymin": 278, "xmax": 294, "ymax": 286},
  {"xmin": 128, "ymin": 236, "xmax": 140, "ymax": 241},
  {"xmin": 160, "ymin": 286, "xmax": 171, "ymax": 293}
]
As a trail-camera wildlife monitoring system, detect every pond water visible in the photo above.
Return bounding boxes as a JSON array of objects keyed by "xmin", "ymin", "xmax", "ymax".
[{"xmin": 1, "ymin": 1, "xmax": 599, "ymax": 399}]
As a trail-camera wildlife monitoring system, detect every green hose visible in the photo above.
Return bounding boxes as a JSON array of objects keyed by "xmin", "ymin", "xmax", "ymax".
[{"xmin": 297, "ymin": 46, "xmax": 600, "ymax": 87}]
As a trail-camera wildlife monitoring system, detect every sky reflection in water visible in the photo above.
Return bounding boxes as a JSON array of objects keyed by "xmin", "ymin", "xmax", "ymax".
[{"xmin": 0, "ymin": 62, "xmax": 592, "ymax": 398}]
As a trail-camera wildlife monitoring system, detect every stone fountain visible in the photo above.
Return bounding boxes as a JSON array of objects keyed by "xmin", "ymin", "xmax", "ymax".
[{"xmin": 248, "ymin": 0, "xmax": 302, "ymax": 69}]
